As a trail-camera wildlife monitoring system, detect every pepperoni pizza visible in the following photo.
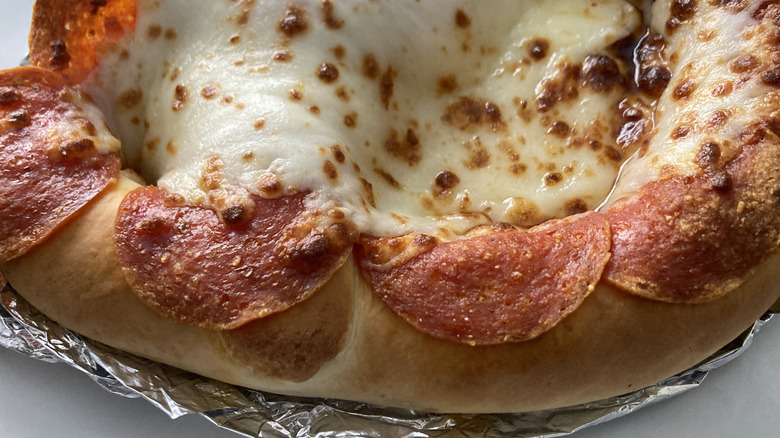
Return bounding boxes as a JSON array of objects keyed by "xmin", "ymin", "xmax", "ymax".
[{"xmin": 1, "ymin": 0, "xmax": 779, "ymax": 413}]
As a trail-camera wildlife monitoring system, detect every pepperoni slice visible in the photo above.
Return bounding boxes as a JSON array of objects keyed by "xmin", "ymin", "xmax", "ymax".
[
  {"xmin": 605, "ymin": 141, "xmax": 780, "ymax": 303},
  {"xmin": 0, "ymin": 67, "xmax": 121, "ymax": 263},
  {"xmin": 29, "ymin": 0, "xmax": 136, "ymax": 84},
  {"xmin": 114, "ymin": 186, "xmax": 355, "ymax": 330},
  {"xmin": 356, "ymin": 212, "xmax": 611, "ymax": 345}
]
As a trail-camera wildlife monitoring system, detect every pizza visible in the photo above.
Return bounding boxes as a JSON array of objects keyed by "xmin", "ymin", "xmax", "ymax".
[{"xmin": 1, "ymin": 0, "xmax": 779, "ymax": 413}]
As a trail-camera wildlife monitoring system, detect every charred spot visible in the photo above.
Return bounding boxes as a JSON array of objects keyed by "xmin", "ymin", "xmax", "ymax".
[
  {"xmin": 384, "ymin": 128, "xmax": 422, "ymax": 166},
  {"xmin": 253, "ymin": 119, "xmax": 266, "ymax": 130},
  {"xmin": 147, "ymin": 24, "xmax": 162, "ymax": 40},
  {"xmin": 331, "ymin": 44, "xmax": 346, "ymax": 59},
  {"xmin": 362, "ymin": 54, "xmax": 380, "ymax": 80},
  {"xmin": 621, "ymin": 104, "xmax": 644, "ymax": 122},
  {"xmin": 145, "ymin": 137, "xmax": 160, "ymax": 151},
  {"xmin": 135, "ymin": 216, "xmax": 169, "ymax": 233},
  {"xmin": 172, "ymin": 85, "xmax": 188, "ymax": 111},
  {"xmin": 0, "ymin": 88, "xmax": 20, "ymax": 105},
  {"xmin": 514, "ymin": 98, "xmax": 534, "ymax": 122},
  {"xmin": 5, "ymin": 110, "xmax": 30, "ymax": 128},
  {"xmin": 78, "ymin": 119, "xmax": 98, "ymax": 136},
  {"xmin": 528, "ymin": 38, "xmax": 550, "ymax": 61},
  {"xmin": 235, "ymin": 1, "xmax": 255, "ymax": 27},
  {"xmin": 617, "ymin": 119, "xmax": 646, "ymax": 148},
  {"xmin": 707, "ymin": 110, "xmax": 729, "ymax": 129},
  {"xmin": 359, "ymin": 177, "xmax": 376, "ymax": 207},
  {"xmin": 115, "ymin": 88, "xmax": 143, "ymax": 109},
  {"xmin": 278, "ymin": 6, "xmax": 309, "ymax": 37},
  {"xmin": 89, "ymin": 0, "xmax": 107, "ymax": 14},
  {"xmin": 544, "ymin": 172, "xmax": 563, "ymax": 186},
  {"xmin": 765, "ymin": 111, "xmax": 780, "ymax": 138},
  {"xmin": 442, "ymin": 96, "xmax": 506, "ymax": 131},
  {"xmin": 673, "ymin": 79, "xmax": 697, "ymax": 99},
  {"xmin": 379, "ymin": 66, "xmax": 395, "ymax": 109},
  {"xmin": 761, "ymin": 67, "xmax": 780, "ymax": 86},
  {"xmin": 695, "ymin": 141, "xmax": 721, "ymax": 168},
  {"xmin": 168, "ymin": 67, "xmax": 181, "ymax": 82},
  {"xmin": 437, "ymin": 75, "xmax": 458, "ymax": 95},
  {"xmin": 165, "ymin": 28, "xmax": 178, "ymax": 40},
  {"xmin": 273, "ymin": 50, "xmax": 293, "ymax": 62},
  {"xmin": 201, "ymin": 85, "xmax": 219, "ymax": 99},
  {"xmin": 258, "ymin": 173, "xmax": 283, "ymax": 196},
  {"xmin": 335, "ymin": 86, "xmax": 350, "ymax": 102},
  {"xmin": 581, "ymin": 54, "xmax": 625, "ymax": 92},
  {"xmin": 49, "ymin": 39, "xmax": 70, "ymax": 70},
  {"xmin": 671, "ymin": 124, "xmax": 693, "ymax": 139},
  {"xmin": 707, "ymin": 169, "xmax": 732, "ymax": 191},
  {"xmin": 547, "ymin": 121, "xmax": 571, "ymax": 138},
  {"xmin": 321, "ymin": 0, "xmax": 344, "ymax": 29},
  {"xmin": 711, "ymin": 81, "xmax": 733, "ymax": 97},
  {"xmin": 536, "ymin": 63, "xmax": 581, "ymax": 113},
  {"xmin": 454, "ymin": 9, "xmax": 471, "ymax": 28},
  {"xmin": 291, "ymin": 233, "xmax": 332, "ymax": 264},
  {"xmin": 635, "ymin": 33, "xmax": 671, "ymax": 98},
  {"xmin": 739, "ymin": 123, "xmax": 766, "ymax": 146},
  {"xmin": 637, "ymin": 65, "xmax": 672, "ymax": 97},
  {"xmin": 166, "ymin": 140, "xmax": 178, "ymax": 155},
  {"xmin": 729, "ymin": 54, "xmax": 760, "ymax": 73},
  {"xmin": 565, "ymin": 199, "xmax": 589, "ymax": 216},
  {"xmin": 56, "ymin": 138, "xmax": 96, "ymax": 159},
  {"xmin": 413, "ymin": 234, "xmax": 438, "ymax": 250},
  {"xmin": 710, "ymin": 0, "xmax": 747, "ymax": 13},
  {"xmin": 289, "ymin": 88, "xmax": 303, "ymax": 101},
  {"xmin": 221, "ymin": 204, "xmax": 251, "ymax": 225},
  {"xmin": 666, "ymin": 0, "xmax": 698, "ymax": 34},
  {"xmin": 374, "ymin": 167, "xmax": 402, "ymax": 189},
  {"xmin": 343, "ymin": 112, "xmax": 357, "ymax": 128},
  {"xmin": 323, "ymin": 160, "xmax": 338, "ymax": 180},
  {"xmin": 463, "ymin": 139, "xmax": 490, "ymax": 169},
  {"xmin": 330, "ymin": 145, "xmax": 345, "ymax": 163},
  {"xmin": 510, "ymin": 163, "xmax": 528, "ymax": 174},
  {"xmin": 434, "ymin": 170, "xmax": 460, "ymax": 191},
  {"xmin": 316, "ymin": 63, "xmax": 339, "ymax": 83},
  {"xmin": 498, "ymin": 141, "xmax": 520, "ymax": 162},
  {"xmin": 603, "ymin": 146, "xmax": 622, "ymax": 162},
  {"xmin": 753, "ymin": 1, "xmax": 780, "ymax": 20}
]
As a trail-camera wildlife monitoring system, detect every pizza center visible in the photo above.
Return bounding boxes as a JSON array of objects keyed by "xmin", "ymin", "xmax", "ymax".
[{"xmin": 90, "ymin": 0, "xmax": 648, "ymax": 236}]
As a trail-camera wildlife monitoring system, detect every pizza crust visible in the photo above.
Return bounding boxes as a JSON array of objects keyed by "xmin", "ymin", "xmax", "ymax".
[{"xmin": 3, "ymin": 173, "xmax": 779, "ymax": 413}]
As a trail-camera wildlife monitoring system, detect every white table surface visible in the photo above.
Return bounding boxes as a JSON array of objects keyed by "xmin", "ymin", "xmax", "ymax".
[{"xmin": 1, "ymin": 1, "xmax": 779, "ymax": 437}]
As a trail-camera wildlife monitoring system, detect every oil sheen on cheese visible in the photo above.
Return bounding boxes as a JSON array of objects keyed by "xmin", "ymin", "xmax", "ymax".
[{"xmin": 89, "ymin": 0, "xmax": 642, "ymax": 237}]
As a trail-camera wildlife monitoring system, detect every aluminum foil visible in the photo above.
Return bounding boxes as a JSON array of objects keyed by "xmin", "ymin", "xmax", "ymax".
[{"xmin": 0, "ymin": 282, "xmax": 776, "ymax": 438}]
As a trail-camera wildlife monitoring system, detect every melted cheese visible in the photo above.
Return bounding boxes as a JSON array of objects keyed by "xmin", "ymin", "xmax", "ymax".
[
  {"xmin": 608, "ymin": 0, "xmax": 780, "ymax": 203},
  {"xmin": 88, "ymin": 0, "xmax": 641, "ymax": 236}
]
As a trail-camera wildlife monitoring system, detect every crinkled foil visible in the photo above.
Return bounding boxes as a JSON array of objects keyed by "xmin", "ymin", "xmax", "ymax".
[{"xmin": 0, "ymin": 282, "xmax": 776, "ymax": 438}]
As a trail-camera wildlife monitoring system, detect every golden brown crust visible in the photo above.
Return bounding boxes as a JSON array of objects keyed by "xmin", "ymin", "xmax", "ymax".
[
  {"xmin": 2, "ymin": 173, "xmax": 779, "ymax": 413},
  {"xmin": 220, "ymin": 264, "xmax": 354, "ymax": 383}
]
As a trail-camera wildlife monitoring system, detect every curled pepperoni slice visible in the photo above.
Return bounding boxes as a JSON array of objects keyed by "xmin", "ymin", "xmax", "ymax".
[
  {"xmin": 605, "ymin": 141, "xmax": 780, "ymax": 303},
  {"xmin": 29, "ymin": 0, "xmax": 136, "ymax": 84},
  {"xmin": 0, "ymin": 67, "xmax": 121, "ymax": 263},
  {"xmin": 356, "ymin": 212, "xmax": 611, "ymax": 345},
  {"xmin": 114, "ymin": 186, "xmax": 355, "ymax": 329}
]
